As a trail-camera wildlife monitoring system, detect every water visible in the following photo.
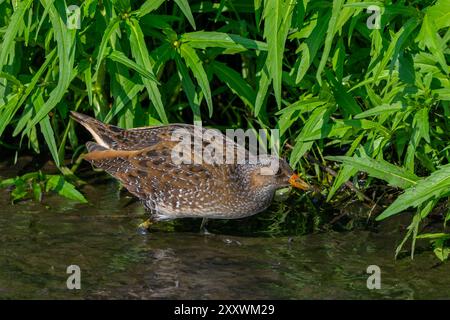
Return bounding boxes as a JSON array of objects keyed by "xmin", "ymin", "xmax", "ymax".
[{"xmin": 0, "ymin": 165, "xmax": 449, "ymax": 299}]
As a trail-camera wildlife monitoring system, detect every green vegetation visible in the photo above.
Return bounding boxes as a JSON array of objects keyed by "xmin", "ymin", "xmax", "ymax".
[{"xmin": 0, "ymin": 0, "xmax": 449, "ymax": 260}]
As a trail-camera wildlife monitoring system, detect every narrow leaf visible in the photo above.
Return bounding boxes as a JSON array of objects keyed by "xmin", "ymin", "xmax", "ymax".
[
  {"xmin": 174, "ymin": 0, "xmax": 196, "ymax": 29},
  {"xmin": 179, "ymin": 43, "xmax": 213, "ymax": 117},
  {"xmin": 327, "ymin": 155, "xmax": 420, "ymax": 189}
]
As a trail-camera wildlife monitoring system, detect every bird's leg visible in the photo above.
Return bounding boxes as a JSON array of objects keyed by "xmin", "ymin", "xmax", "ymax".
[
  {"xmin": 137, "ymin": 207, "xmax": 156, "ymax": 234},
  {"xmin": 200, "ymin": 218, "xmax": 212, "ymax": 235}
]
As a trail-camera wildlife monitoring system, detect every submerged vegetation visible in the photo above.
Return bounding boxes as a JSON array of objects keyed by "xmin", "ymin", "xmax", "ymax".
[{"xmin": 0, "ymin": 0, "xmax": 449, "ymax": 260}]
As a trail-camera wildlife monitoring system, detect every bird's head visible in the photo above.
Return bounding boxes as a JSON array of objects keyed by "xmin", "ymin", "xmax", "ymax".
[{"xmin": 246, "ymin": 156, "xmax": 309, "ymax": 192}]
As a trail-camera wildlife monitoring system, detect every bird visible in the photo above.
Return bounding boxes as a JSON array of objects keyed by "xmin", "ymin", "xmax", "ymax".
[{"xmin": 70, "ymin": 111, "xmax": 309, "ymax": 232}]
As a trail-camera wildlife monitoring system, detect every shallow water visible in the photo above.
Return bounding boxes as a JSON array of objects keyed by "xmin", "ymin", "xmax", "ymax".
[{"xmin": 0, "ymin": 168, "xmax": 449, "ymax": 299}]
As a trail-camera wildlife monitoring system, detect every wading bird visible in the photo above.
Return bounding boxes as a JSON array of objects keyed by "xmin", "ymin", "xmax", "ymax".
[{"xmin": 70, "ymin": 111, "xmax": 309, "ymax": 232}]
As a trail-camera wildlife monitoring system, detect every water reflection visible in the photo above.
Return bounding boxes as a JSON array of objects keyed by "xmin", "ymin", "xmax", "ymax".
[{"xmin": 0, "ymin": 171, "xmax": 449, "ymax": 299}]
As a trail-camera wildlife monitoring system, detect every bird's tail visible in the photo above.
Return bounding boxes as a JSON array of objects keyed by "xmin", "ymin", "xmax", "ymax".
[{"xmin": 70, "ymin": 111, "xmax": 123, "ymax": 150}]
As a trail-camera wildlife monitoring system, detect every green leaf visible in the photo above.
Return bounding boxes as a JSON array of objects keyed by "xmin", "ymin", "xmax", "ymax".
[
  {"xmin": 104, "ymin": 64, "xmax": 145, "ymax": 124},
  {"xmin": 263, "ymin": 0, "xmax": 295, "ymax": 107},
  {"xmin": 327, "ymin": 165, "xmax": 358, "ymax": 202},
  {"xmin": 327, "ymin": 155, "xmax": 420, "ymax": 189},
  {"xmin": 277, "ymin": 98, "xmax": 328, "ymax": 135},
  {"xmin": 415, "ymin": 107, "xmax": 430, "ymax": 144},
  {"xmin": 179, "ymin": 43, "xmax": 213, "ymax": 117},
  {"xmin": 11, "ymin": 179, "xmax": 28, "ymax": 202},
  {"xmin": 40, "ymin": 116, "xmax": 60, "ymax": 167},
  {"xmin": 416, "ymin": 233, "xmax": 450, "ymax": 240},
  {"xmin": 388, "ymin": 18, "xmax": 419, "ymax": 74},
  {"xmin": 174, "ymin": 0, "xmax": 196, "ymax": 30},
  {"xmin": 108, "ymin": 50, "xmax": 159, "ymax": 83},
  {"xmin": 94, "ymin": 16, "xmax": 121, "ymax": 76},
  {"xmin": 31, "ymin": 91, "xmax": 60, "ymax": 167},
  {"xmin": 0, "ymin": 72, "xmax": 22, "ymax": 87},
  {"xmin": 300, "ymin": 119, "xmax": 390, "ymax": 141},
  {"xmin": 426, "ymin": 0, "xmax": 450, "ymax": 30},
  {"xmin": 112, "ymin": 0, "xmax": 131, "ymax": 12},
  {"xmin": 85, "ymin": 62, "xmax": 93, "ymax": 106},
  {"xmin": 290, "ymin": 104, "xmax": 335, "ymax": 165},
  {"xmin": 6, "ymin": 49, "xmax": 57, "ymax": 138},
  {"xmin": 255, "ymin": 64, "xmax": 271, "ymax": 116},
  {"xmin": 433, "ymin": 88, "xmax": 450, "ymax": 101},
  {"xmin": 0, "ymin": 0, "xmax": 33, "ymax": 73},
  {"xmin": 27, "ymin": 1, "xmax": 76, "ymax": 130},
  {"xmin": 175, "ymin": 53, "xmax": 202, "ymax": 121},
  {"xmin": 416, "ymin": 13, "xmax": 448, "ymax": 74},
  {"xmin": 405, "ymin": 109, "xmax": 429, "ymax": 172},
  {"xmin": 376, "ymin": 164, "xmax": 450, "ymax": 221},
  {"xmin": 295, "ymin": 12, "xmax": 330, "ymax": 84},
  {"xmin": 126, "ymin": 18, "xmax": 167, "ymax": 123},
  {"xmin": 433, "ymin": 245, "xmax": 450, "ymax": 262},
  {"xmin": 181, "ymin": 31, "xmax": 267, "ymax": 52},
  {"xmin": 210, "ymin": 61, "xmax": 256, "ymax": 109},
  {"xmin": 46, "ymin": 175, "xmax": 87, "ymax": 203},
  {"xmin": 0, "ymin": 94, "xmax": 20, "ymax": 137},
  {"xmin": 326, "ymin": 70, "xmax": 362, "ymax": 116},
  {"xmin": 354, "ymin": 103, "xmax": 403, "ymax": 119},
  {"xmin": 0, "ymin": 177, "xmax": 18, "ymax": 189},
  {"xmin": 32, "ymin": 181, "xmax": 43, "ymax": 202},
  {"xmin": 417, "ymin": 233, "xmax": 450, "ymax": 261},
  {"xmin": 316, "ymin": 0, "xmax": 344, "ymax": 85},
  {"xmin": 133, "ymin": 0, "xmax": 165, "ymax": 17}
]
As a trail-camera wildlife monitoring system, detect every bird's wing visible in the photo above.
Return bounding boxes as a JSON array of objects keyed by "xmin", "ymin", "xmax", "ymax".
[{"xmin": 83, "ymin": 139, "xmax": 240, "ymax": 202}]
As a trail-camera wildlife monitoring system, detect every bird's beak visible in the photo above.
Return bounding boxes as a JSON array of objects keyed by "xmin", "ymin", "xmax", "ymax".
[{"xmin": 288, "ymin": 174, "xmax": 309, "ymax": 190}]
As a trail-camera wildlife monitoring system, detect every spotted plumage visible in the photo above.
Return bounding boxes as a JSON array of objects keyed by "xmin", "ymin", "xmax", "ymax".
[{"xmin": 70, "ymin": 112, "xmax": 308, "ymax": 223}]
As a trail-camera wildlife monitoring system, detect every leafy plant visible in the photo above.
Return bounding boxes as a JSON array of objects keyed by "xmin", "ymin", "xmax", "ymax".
[
  {"xmin": 0, "ymin": 0, "xmax": 449, "ymax": 259},
  {"xmin": 0, "ymin": 171, "xmax": 87, "ymax": 203}
]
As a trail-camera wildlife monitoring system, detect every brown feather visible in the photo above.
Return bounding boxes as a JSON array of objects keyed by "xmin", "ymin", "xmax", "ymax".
[{"xmin": 70, "ymin": 112, "xmax": 305, "ymax": 221}]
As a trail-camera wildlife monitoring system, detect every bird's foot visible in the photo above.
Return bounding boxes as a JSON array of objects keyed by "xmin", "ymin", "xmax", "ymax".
[
  {"xmin": 200, "ymin": 227, "xmax": 214, "ymax": 236},
  {"xmin": 137, "ymin": 219, "xmax": 153, "ymax": 235}
]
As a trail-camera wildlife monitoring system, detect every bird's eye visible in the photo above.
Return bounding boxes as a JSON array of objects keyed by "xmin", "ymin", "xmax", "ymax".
[{"xmin": 276, "ymin": 167, "xmax": 282, "ymax": 175}]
